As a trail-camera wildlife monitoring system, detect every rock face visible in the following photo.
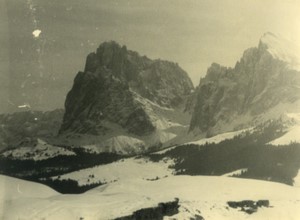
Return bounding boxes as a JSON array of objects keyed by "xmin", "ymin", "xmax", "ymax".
[
  {"xmin": 60, "ymin": 68, "xmax": 155, "ymax": 136},
  {"xmin": 59, "ymin": 41, "xmax": 193, "ymax": 152},
  {"xmin": 190, "ymin": 33, "xmax": 300, "ymax": 136}
]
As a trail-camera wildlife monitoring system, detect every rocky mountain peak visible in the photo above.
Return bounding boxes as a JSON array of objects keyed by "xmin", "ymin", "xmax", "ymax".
[
  {"xmin": 83, "ymin": 41, "xmax": 194, "ymax": 107},
  {"xmin": 258, "ymin": 32, "xmax": 300, "ymax": 71},
  {"xmin": 59, "ymin": 42, "xmax": 194, "ymax": 153},
  {"xmin": 84, "ymin": 41, "xmax": 128, "ymax": 76},
  {"xmin": 190, "ymin": 34, "xmax": 300, "ymax": 137}
]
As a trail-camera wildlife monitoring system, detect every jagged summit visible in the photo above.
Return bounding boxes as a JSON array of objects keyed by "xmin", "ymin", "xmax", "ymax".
[
  {"xmin": 259, "ymin": 32, "xmax": 300, "ymax": 71},
  {"xmin": 58, "ymin": 41, "xmax": 194, "ymax": 153},
  {"xmin": 190, "ymin": 33, "xmax": 300, "ymax": 136},
  {"xmin": 83, "ymin": 41, "xmax": 193, "ymax": 107}
]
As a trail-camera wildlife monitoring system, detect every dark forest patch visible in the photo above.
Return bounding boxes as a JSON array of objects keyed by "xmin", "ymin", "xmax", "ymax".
[{"xmin": 148, "ymin": 121, "xmax": 300, "ymax": 185}]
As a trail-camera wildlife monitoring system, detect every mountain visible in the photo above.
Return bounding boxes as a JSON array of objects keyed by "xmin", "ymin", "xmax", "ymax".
[
  {"xmin": 58, "ymin": 41, "xmax": 194, "ymax": 154},
  {"xmin": 2, "ymin": 34, "xmax": 300, "ymax": 220},
  {"xmin": 190, "ymin": 32, "xmax": 300, "ymax": 137},
  {"xmin": 0, "ymin": 109, "xmax": 63, "ymax": 151}
]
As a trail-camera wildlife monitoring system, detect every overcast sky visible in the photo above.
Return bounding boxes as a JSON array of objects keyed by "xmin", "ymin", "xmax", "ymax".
[{"xmin": 1, "ymin": 0, "xmax": 300, "ymax": 112}]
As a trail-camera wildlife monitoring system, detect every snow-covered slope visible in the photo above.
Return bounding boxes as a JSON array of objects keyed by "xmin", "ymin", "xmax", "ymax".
[
  {"xmin": 152, "ymin": 128, "xmax": 252, "ymax": 155},
  {"xmin": 51, "ymin": 157, "xmax": 175, "ymax": 186},
  {"xmin": 0, "ymin": 175, "xmax": 58, "ymax": 219},
  {"xmin": 269, "ymin": 113, "xmax": 300, "ymax": 146},
  {"xmin": 1, "ymin": 139, "xmax": 75, "ymax": 160},
  {"xmin": 0, "ymin": 175, "xmax": 58, "ymax": 200},
  {"xmin": 2, "ymin": 175, "xmax": 300, "ymax": 220},
  {"xmin": 186, "ymin": 128, "xmax": 251, "ymax": 146},
  {"xmin": 269, "ymin": 125, "xmax": 300, "ymax": 146}
]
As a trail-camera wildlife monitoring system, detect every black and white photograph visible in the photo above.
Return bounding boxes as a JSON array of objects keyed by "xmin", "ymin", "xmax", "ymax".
[{"xmin": 1, "ymin": 0, "xmax": 300, "ymax": 219}]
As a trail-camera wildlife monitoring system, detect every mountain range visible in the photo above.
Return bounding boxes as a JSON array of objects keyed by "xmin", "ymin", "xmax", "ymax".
[
  {"xmin": 1, "ymin": 33, "xmax": 300, "ymax": 154},
  {"xmin": 59, "ymin": 32, "xmax": 300, "ymax": 153},
  {"xmin": 1, "ymin": 32, "xmax": 300, "ymax": 220}
]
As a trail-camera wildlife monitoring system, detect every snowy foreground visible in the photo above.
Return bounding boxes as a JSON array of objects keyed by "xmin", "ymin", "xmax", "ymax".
[{"xmin": 1, "ymin": 174, "xmax": 300, "ymax": 220}]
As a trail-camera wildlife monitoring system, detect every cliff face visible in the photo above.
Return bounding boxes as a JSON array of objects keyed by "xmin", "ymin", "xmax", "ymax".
[
  {"xmin": 60, "ymin": 68, "xmax": 155, "ymax": 136},
  {"xmin": 83, "ymin": 41, "xmax": 193, "ymax": 108},
  {"xmin": 59, "ymin": 41, "xmax": 194, "ymax": 153},
  {"xmin": 190, "ymin": 33, "xmax": 300, "ymax": 136}
]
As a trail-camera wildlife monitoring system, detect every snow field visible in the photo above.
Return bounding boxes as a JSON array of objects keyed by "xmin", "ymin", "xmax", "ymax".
[
  {"xmin": 51, "ymin": 157, "xmax": 175, "ymax": 186},
  {"xmin": 2, "ymin": 175, "xmax": 300, "ymax": 220}
]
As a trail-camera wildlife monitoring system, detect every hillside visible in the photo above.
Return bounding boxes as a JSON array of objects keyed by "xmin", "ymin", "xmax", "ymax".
[{"xmin": 1, "ymin": 174, "xmax": 300, "ymax": 220}]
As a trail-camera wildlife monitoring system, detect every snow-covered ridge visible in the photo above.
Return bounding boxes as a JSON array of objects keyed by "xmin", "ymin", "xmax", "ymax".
[
  {"xmin": 269, "ymin": 125, "xmax": 300, "ymax": 146},
  {"xmin": 152, "ymin": 128, "xmax": 252, "ymax": 155},
  {"xmin": 260, "ymin": 32, "xmax": 300, "ymax": 71},
  {"xmin": 186, "ymin": 128, "xmax": 251, "ymax": 146},
  {"xmin": 186, "ymin": 111, "xmax": 300, "ymax": 147},
  {"xmin": 1, "ymin": 139, "xmax": 75, "ymax": 161}
]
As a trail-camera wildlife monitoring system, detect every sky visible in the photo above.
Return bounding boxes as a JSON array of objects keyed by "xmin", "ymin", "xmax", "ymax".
[{"xmin": 1, "ymin": 0, "xmax": 300, "ymax": 112}]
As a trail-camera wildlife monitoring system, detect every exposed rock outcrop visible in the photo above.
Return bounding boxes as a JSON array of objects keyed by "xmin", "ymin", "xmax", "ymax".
[
  {"xmin": 227, "ymin": 200, "xmax": 270, "ymax": 214},
  {"xmin": 190, "ymin": 33, "xmax": 300, "ymax": 136},
  {"xmin": 114, "ymin": 198, "xmax": 180, "ymax": 220}
]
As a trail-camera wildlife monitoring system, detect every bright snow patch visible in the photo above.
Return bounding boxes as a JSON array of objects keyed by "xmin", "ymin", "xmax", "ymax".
[
  {"xmin": 222, "ymin": 168, "xmax": 248, "ymax": 177},
  {"xmin": 269, "ymin": 125, "xmax": 300, "ymax": 146},
  {"xmin": 18, "ymin": 104, "xmax": 31, "ymax": 109},
  {"xmin": 151, "ymin": 145, "xmax": 178, "ymax": 155},
  {"xmin": 2, "ymin": 175, "xmax": 300, "ymax": 220},
  {"xmin": 185, "ymin": 128, "xmax": 250, "ymax": 146},
  {"xmin": 0, "ymin": 175, "xmax": 58, "ymax": 217},
  {"xmin": 2, "ymin": 139, "xmax": 75, "ymax": 161},
  {"xmin": 51, "ymin": 157, "xmax": 175, "ymax": 186},
  {"xmin": 286, "ymin": 113, "xmax": 300, "ymax": 122}
]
